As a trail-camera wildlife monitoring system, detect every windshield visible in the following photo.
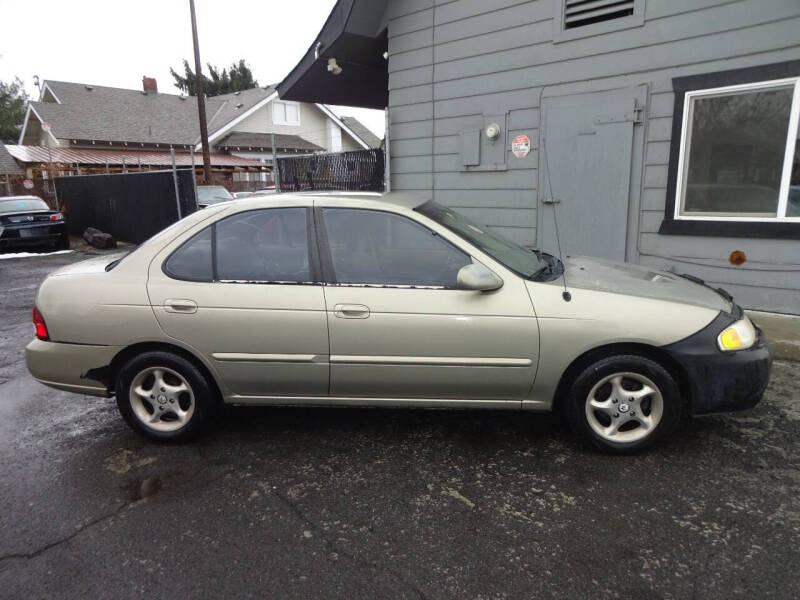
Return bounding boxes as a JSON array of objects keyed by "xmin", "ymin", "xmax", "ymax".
[
  {"xmin": 0, "ymin": 198, "xmax": 49, "ymax": 214},
  {"xmin": 197, "ymin": 186, "xmax": 233, "ymax": 204},
  {"xmin": 417, "ymin": 201, "xmax": 545, "ymax": 278}
]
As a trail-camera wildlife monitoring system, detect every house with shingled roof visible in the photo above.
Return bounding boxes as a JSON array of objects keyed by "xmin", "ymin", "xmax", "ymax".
[{"xmin": 10, "ymin": 77, "xmax": 381, "ymax": 193}]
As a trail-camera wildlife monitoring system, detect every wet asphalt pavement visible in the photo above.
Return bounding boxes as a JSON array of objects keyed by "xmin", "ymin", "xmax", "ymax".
[{"xmin": 1, "ymin": 249, "xmax": 799, "ymax": 599}]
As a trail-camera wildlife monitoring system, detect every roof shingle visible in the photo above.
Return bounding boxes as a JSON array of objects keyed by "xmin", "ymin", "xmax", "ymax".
[
  {"xmin": 27, "ymin": 80, "xmax": 379, "ymax": 153},
  {"xmin": 215, "ymin": 132, "xmax": 323, "ymax": 152},
  {"xmin": 37, "ymin": 80, "xmax": 275, "ymax": 147},
  {"xmin": 340, "ymin": 116, "xmax": 382, "ymax": 148},
  {"xmin": 5, "ymin": 144, "xmax": 264, "ymax": 168}
]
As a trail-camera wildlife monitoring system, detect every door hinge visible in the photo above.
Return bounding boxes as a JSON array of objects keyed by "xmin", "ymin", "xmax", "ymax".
[{"xmin": 594, "ymin": 107, "xmax": 643, "ymax": 125}]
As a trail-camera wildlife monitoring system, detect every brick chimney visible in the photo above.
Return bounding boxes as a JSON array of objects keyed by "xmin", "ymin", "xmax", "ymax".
[{"xmin": 142, "ymin": 76, "xmax": 158, "ymax": 94}]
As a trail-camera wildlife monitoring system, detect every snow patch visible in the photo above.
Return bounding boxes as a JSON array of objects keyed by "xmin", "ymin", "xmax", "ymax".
[{"xmin": 0, "ymin": 250, "xmax": 73, "ymax": 260}]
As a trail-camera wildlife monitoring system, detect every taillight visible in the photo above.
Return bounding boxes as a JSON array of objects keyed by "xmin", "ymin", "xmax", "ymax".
[
  {"xmin": 33, "ymin": 307, "xmax": 49, "ymax": 341},
  {"xmin": 50, "ymin": 213, "xmax": 63, "ymax": 221}
]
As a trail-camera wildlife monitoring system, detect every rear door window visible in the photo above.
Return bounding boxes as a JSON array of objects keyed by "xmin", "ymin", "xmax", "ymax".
[
  {"xmin": 163, "ymin": 207, "xmax": 312, "ymax": 283},
  {"xmin": 216, "ymin": 208, "xmax": 311, "ymax": 282}
]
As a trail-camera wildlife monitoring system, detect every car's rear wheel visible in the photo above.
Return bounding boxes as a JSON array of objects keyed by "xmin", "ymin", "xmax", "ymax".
[
  {"xmin": 55, "ymin": 233, "xmax": 70, "ymax": 250},
  {"xmin": 115, "ymin": 351, "xmax": 217, "ymax": 441},
  {"xmin": 564, "ymin": 354, "xmax": 681, "ymax": 453}
]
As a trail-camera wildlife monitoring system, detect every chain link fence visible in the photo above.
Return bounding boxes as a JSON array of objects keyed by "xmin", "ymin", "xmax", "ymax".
[{"xmin": 276, "ymin": 149, "xmax": 384, "ymax": 192}]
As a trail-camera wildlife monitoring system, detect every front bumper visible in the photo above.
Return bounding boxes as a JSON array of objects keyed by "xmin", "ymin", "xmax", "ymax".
[
  {"xmin": 25, "ymin": 338, "xmax": 122, "ymax": 397},
  {"xmin": 663, "ymin": 307, "xmax": 772, "ymax": 415}
]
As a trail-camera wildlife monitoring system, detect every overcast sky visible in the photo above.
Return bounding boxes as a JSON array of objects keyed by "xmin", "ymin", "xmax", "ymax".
[{"xmin": 0, "ymin": 0, "xmax": 385, "ymax": 137}]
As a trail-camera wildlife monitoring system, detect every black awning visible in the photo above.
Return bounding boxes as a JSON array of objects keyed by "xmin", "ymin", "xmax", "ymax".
[{"xmin": 277, "ymin": 0, "xmax": 389, "ymax": 110}]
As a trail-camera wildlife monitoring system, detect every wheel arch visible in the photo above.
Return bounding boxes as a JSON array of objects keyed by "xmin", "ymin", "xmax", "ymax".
[
  {"xmin": 551, "ymin": 342, "xmax": 691, "ymax": 415},
  {"xmin": 93, "ymin": 341, "xmax": 225, "ymax": 402}
]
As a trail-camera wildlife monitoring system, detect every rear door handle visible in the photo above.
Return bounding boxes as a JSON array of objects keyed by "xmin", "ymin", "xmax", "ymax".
[
  {"xmin": 164, "ymin": 298, "xmax": 198, "ymax": 314},
  {"xmin": 333, "ymin": 304, "xmax": 370, "ymax": 319}
]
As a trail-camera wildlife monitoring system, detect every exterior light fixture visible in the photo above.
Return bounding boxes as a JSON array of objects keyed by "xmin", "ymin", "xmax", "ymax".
[{"xmin": 327, "ymin": 58, "xmax": 342, "ymax": 75}]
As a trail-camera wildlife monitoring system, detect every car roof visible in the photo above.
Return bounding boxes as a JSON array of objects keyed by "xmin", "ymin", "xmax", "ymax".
[{"xmin": 226, "ymin": 191, "xmax": 428, "ymax": 211}]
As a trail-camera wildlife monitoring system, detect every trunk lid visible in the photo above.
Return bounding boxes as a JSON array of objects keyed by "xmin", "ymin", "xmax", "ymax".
[
  {"xmin": 0, "ymin": 210, "xmax": 60, "ymax": 225},
  {"xmin": 48, "ymin": 252, "xmax": 127, "ymax": 277}
]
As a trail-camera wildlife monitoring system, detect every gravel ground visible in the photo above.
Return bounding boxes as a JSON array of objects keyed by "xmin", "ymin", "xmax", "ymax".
[{"xmin": 0, "ymin": 250, "xmax": 798, "ymax": 599}]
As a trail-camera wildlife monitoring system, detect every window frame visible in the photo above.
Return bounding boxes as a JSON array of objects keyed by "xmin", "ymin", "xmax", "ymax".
[
  {"xmin": 659, "ymin": 60, "xmax": 800, "ymax": 240},
  {"xmin": 314, "ymin": 207, "xmax": 472, "ymax": 290},
  {"xmin": 673, "ymin": 77, "xmax": 800, "ymax": 223},
  {"xmin": 162, "ymin": 207, "xmax": 321, "ymax": 285},
  {"xmin": 272, "ymin": 100, "xmax": 301, "ymax": 126}
]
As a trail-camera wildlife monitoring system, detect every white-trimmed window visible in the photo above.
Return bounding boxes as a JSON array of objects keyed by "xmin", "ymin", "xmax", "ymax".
[
  {"xmin": 674, "ymin": 76, "xmax": 800, "ymax": 222},
  {"xmin": 272, "ymin": 100, "xmax": 300, "ymax": 126}
]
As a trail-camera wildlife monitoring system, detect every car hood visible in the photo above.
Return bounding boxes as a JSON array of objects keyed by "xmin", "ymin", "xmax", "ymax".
[
  {"xmin": 49, "ymin": 252, "xmax": 127, "ymax": 277},
  {"xmin": 563, "ymin": 255, "xmax": 731, "ymax": 312}
]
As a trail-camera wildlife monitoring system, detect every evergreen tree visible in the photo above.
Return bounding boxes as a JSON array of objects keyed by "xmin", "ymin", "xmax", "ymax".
[
  {"xmin": 170, "ymin": 59, "xmax": 259, "ymax": 96},
  {"xmin": 0, "ymin": 77, "xmax": 28, "ymax": 143}
]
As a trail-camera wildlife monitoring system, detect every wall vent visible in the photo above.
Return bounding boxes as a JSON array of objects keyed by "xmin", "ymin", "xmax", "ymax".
[{"xmin": 564, "ymin": 0, "xmax": 634, "ymax": 29}]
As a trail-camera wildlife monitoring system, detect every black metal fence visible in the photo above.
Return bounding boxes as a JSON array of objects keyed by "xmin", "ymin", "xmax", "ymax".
[
  {"xmin": 276, "ymin": 149, "xmax": 384, "ymax": 192},
  {"xmin": 56, "ymin": 169, "xmax": 197, "ymax": 244}
]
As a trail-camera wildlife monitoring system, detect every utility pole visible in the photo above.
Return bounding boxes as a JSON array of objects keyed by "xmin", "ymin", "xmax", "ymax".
[
  {"xmin": 41, "ymin": 121, "xmax": 58, "ymax": 209},
  {"xmin": 189, "ymin": 0, "xmax": 212, "ymax": 184}
]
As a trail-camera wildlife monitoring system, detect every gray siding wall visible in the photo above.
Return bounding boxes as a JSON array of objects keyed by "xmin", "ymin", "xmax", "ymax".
[{"xmin": 386, "ymin": 0, "xmax": 800, "ymax": 313}]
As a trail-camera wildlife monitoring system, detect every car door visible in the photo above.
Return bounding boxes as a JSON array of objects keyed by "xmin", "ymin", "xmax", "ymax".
[
  {"xmin": 147, "ymin": 205, "xmax": 329, "ymax": 399},
  {"xmin": 316, "ymin": 205, "xmax": 539, "ymax": 402}
]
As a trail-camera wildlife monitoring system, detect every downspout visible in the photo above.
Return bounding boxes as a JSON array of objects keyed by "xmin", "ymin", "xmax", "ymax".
[
  {"xmin": 384, "ymin": 108, "xmax": 391, "ymax": 192},
  {"xmin": 430, "ymin": 2, "xmax": 436, "ymax": 202}
]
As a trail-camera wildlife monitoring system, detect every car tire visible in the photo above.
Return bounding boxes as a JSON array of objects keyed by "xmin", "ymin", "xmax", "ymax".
[
  {"xmin": 55, "ymin": 234, "xmax": 70, "ymax": 250},
  {"xmin": 115, "ymin": 351, "xmax": 218, "ymax": 442},
  {"xmin": 564, "ymin": 354, "xmax": 681, "ymax": 454}
]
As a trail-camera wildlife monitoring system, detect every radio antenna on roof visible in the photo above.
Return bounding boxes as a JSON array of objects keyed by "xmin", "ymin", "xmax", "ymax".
[{"xmin": 541, "ymin": 137, "xmax": 571, "ymax": 302}]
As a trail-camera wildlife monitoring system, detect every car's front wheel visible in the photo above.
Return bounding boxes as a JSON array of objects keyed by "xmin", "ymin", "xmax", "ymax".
[
  {"xmin": 115, "ymin": 351, "xmax": 218, "ymax": 441},
  {"xmin": 564, "ymin": 354, "xmax": 681, "ymax": 453}
]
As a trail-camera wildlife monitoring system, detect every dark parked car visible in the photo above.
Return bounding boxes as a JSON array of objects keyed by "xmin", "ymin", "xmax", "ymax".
[{"xmin": 0, "ymin": 195, "xmax": 68, "ymax": 250}]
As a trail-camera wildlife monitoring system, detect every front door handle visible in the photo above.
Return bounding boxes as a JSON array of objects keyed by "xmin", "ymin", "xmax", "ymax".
[
  {"xmin": 333, "ymin": 304, "xmax": 370, "ymax": 319},
  {"xmin": 164, "ymin": 298, "xmax": 198, "ymax": 314}
]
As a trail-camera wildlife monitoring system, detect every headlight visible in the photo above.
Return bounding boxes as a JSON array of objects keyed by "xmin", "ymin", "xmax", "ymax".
[{"xmin": 717, "ymin": 317, "xmax": 757, "ymax": 351}]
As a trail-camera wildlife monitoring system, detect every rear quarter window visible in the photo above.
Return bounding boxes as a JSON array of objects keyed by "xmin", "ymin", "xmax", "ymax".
[{"xmin": 163, "ymin": 227, "xmax": 213, "ymax": 281}]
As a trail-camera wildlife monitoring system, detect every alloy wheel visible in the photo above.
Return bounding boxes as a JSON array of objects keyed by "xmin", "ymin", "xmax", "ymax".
[
  {"xmin": 584, "ymin": 371, "xmax": 664, "ymax": 444},
  {"xmin": 129, "ymin": 366, "xmax": 195, "ymax": 432}
]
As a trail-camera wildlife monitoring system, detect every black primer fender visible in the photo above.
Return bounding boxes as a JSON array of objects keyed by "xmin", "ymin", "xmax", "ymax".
[{"xmin": 662, "ymin": 305, "xmax": 772, "ymax": 415}]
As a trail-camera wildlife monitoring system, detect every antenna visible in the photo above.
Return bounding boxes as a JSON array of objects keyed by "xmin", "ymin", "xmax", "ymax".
[{"xmin": 541, "ymin": 137, "xmax": 571, "ymax": 302}]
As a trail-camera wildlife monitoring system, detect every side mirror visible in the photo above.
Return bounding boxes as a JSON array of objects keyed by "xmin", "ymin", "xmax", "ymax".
[{"xmin": 457, "ymin": 263, "xmax": 503, "ymax": 291}]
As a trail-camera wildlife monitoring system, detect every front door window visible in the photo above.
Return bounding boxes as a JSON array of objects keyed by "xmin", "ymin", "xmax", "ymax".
[{"xmin": 321, "ymin": 208, "xmax": 470, "ymax": 287}]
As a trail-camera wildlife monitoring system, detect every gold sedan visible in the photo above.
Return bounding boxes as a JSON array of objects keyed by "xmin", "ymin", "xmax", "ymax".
[{"xmin": 26, "ymin": 193, "xmax": 771, "ymax": 452}]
